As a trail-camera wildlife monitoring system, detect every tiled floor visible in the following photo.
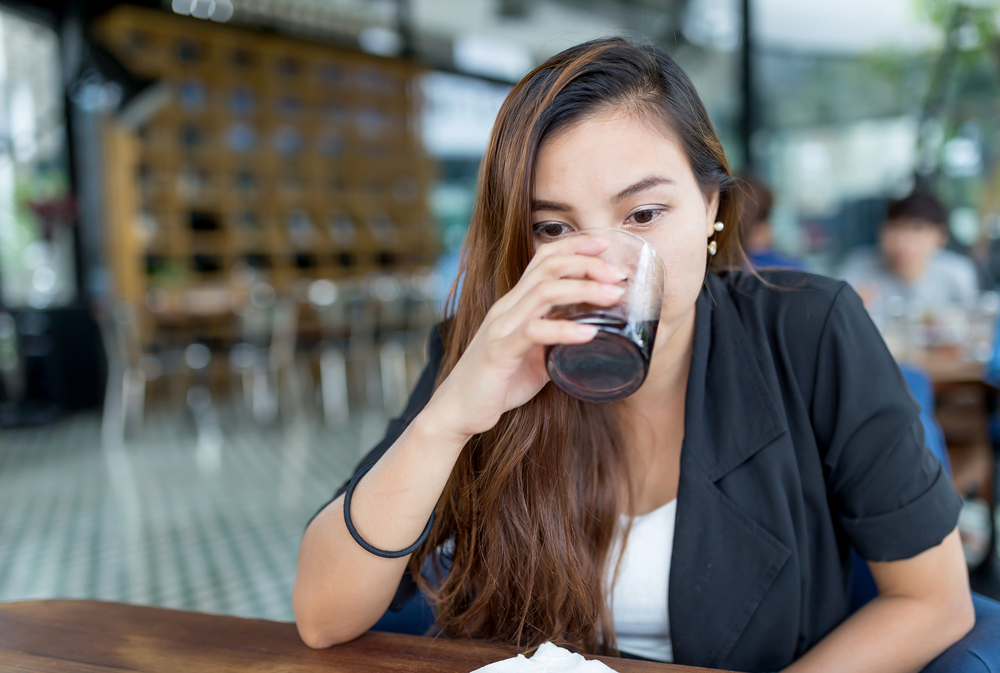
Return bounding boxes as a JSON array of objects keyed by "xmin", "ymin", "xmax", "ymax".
[{"xmin": 0, "ymin": 405, "xmax": 383, "ymax": 621}]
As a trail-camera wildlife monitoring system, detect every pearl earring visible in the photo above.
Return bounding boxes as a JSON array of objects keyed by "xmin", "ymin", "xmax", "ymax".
[{"xmin": 708, "ymin": 221, "xmax": 723, "ymax": 256}]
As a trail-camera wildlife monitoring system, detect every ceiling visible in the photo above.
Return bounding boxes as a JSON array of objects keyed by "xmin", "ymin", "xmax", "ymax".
[
  {"xmin": 3, "ymin": 0, "xmax": 952, "ymax": 67},
  {"xmin": 192, "ymin": 0, "xmax": 945, "ymax": 78}
]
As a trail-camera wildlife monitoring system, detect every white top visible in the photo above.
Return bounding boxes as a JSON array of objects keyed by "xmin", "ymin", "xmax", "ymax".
[{"xmin": 609, "ymin": 499, "xmax": 677, "ymax": 663}]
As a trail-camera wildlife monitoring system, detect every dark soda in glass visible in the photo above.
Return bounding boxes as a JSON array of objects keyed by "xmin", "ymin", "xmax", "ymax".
[{"xmin": 545, "ymin": 308, "xmax": 658, "ymax": 403}]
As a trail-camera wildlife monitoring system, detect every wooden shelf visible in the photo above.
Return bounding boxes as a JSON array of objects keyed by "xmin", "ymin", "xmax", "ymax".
[{"xmin": 96, "ymin": 5, "xmax": 437, "ymax": 341}]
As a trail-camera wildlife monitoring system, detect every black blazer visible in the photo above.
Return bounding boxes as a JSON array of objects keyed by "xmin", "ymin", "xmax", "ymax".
[{"xmin": 318, "ymin": 270, "xmax": 961, "ymax": 672}]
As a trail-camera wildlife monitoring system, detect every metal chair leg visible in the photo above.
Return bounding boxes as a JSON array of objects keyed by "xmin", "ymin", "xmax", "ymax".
[
  {"xmin": 380, "ymin": 338, "xmax": 408, "ymax": 418},
  {"xmin": 320, "ymin": 345, "xmax": 350, "ymax": 426}
]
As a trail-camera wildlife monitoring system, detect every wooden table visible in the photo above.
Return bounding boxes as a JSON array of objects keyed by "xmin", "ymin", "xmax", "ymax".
[
  {"xmin": 904, "ymin": 351, "xmax": 997, "ymax": 511},
  {"xmin": 0, "ymin": 600, "xmax": 722, "ymax": 672},
  {"xmin": 913, "ymin": 352, "xmax": 986, "ymax": 386}
]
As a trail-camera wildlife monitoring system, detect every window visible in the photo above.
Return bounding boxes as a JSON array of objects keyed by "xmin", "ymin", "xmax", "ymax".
[{"xmin": 0, "ymin": 9, "xmax": 72, "ymax": 308}]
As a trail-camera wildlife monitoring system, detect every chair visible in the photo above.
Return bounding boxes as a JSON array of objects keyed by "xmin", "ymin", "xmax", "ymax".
[
  {"xmin": 100, "ymin": 301, "xmax": 209, "ymax": 442},
  {"xmin": 308, "ymin": 279, "xmax": 351, "ymax": 426},
  {"xmin": 900, "ymin": 364, "xmax": 951, "ymax": 474},
  {"xmin": 229, "ymin": 283, "xmax": 300, "ymax": 425},
  {"xmin": 404, "ymin": 269, "xmax": 439, "ymax": 390},
  {"xmin": 0, "ymin": 312, "xmax": 24, "ymax": 405},
  {"xmin": 922, "ymin": 593, "xmax": 1000, "ymax": 672},
  {"xmin": 372, "ymin": 556, "xmax": 447, "ymax": 636},
  {"xmin": 371, "ymin": 273, "xmax": 409, "ymax": 417},
  {"xmin": 346, "ymin": 277, "xmax": 382, "ymax": 413},
  {"xmin": 372, "ymin": 589, "xmax": 436, "ymax": 636}
]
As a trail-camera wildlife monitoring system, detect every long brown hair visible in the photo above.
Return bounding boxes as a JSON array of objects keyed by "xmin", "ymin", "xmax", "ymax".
[{"xmin": 410, "ymin": 37, "xmax": 743, "ymax": 654}]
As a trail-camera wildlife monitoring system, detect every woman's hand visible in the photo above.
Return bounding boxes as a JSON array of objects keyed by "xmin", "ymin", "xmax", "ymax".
[{"xmin": 424, "ymin": 234, "xmax": 626, "ymax": 441}]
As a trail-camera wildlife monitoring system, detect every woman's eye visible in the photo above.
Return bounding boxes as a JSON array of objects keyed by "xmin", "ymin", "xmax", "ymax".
[
  {"xmin": 533, "ymin": 222, "xmax": 572, "ymax": 239},
  {"xmin": 628, "ymin": 209, "xmax": 661, "ymax": 225}
]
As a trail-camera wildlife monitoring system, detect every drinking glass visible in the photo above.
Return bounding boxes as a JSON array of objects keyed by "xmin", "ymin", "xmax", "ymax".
[{"xmin": 545, "ymin": 228, "xmax": 664, "ymax": 403}]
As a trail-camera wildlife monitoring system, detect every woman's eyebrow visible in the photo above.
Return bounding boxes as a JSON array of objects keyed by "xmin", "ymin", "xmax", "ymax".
[
  {"xmin": 531, "ymin": 199, "xmax": 571, "ymax": 213},
  {"xmin": 612, "ymin": 176, "xmax": 675, "ymax": 203},
  {"xmin": 531, "ymin": 176, "xmax": 675, "ymax": 213}
]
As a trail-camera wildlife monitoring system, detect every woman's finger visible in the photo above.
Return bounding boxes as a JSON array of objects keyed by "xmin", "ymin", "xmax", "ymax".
[
  {"xmin": 492, "ymin": 278, "xmax": 623, "ymax": 344},
  {"xmin": 492, "ymin": 309, "xmax": 607, "ymax": 362},
  {"xmin": 499, "ymin": 249, "xmax": 624, "ymax": 312},
  {"xmin": 522, "ymin": 318, "xmax": 599, "ymax": 346},
  {"xmin": 522, "ymin": 233, "xmax": 610, "ymax": 275},
  {"xmin": 531, "ymin": 252, "xmax": 626, "ymax": 284}
]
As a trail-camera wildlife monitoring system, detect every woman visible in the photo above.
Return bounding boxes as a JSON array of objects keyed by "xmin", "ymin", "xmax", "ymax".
[{"xmin": 294, "ymin": 39, "xmax": 973, "ymax": 672}]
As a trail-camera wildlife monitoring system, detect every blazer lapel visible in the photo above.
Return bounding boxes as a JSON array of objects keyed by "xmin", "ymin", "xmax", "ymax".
[{"xmin": 669, "ymin": 275, "xmax": 792, "ymax": 669}]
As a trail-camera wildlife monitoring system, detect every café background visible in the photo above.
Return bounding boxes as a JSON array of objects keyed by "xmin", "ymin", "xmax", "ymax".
[{"xmin": 1, "ymin": 0, "xmax": 999, "ymax": 621}]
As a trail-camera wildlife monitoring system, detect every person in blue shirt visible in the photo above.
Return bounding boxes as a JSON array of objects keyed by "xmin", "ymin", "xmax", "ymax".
[
  {"xmin": 738, "ymin": 171, "xmax": 805, "ymax": 271},
  {"xmin": 839, "ymin": 191, "xmax": 978, "ymax": 331}
]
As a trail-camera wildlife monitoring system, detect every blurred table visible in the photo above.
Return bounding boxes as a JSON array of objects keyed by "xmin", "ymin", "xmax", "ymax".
[
  {"xmin": 901, "ymin": 350, "xmax": 995, "ymax": 509},
  {"xmin": 0, "ymin": 600, "xmax": 723, "ymax": 672},
  {"xmin": 909, "ymin": 352, "xmax": 985, "ymax": 386}
]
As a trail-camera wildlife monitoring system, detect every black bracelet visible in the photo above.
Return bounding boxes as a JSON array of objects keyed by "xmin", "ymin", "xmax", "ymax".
[{"xmin": 343, "ymin": 462, "xmax": 436, "ymax": 559}]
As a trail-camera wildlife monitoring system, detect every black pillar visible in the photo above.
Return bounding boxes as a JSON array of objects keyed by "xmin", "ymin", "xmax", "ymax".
[
  {"xmin": 397, "ymin": 0, "xmax": 415, "ymax": 59},
  {"xmin": 740, "ymin": 0, "xmax": 754, "ymax": 171}
]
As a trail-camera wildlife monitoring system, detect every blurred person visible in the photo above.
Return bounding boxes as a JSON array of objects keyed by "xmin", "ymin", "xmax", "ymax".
[
  {"xmin": 294, "ymin": 38, "xmax": 972, "ymax": 672},
  {"xmin": 738, "ymin": 171, "xmax": 805, "ymax": 270},
  {"xmin": 839, "ymin": 191, "xmax": 978, "ymax": 330}
]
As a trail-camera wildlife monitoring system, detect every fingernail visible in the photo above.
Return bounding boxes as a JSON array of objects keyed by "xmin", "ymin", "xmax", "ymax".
[
  {"xmin": 603, "ymin": 284, "xmax": 626, "ymax": 296},
  {"xmin": 577, "ymin": 324, "xmax": 599, "ymax": 337},
  {"xmin": 610, "ymin": 266, "xmax": 628, "ymax": 280},
  {"xmin": 590, "ymin": 236, "xmax": 608, "ymax": 246}
]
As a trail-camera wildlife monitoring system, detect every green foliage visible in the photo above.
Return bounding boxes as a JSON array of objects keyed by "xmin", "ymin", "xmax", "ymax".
[
  {"xmin": 913, "ymin": 0, "xmax": 959, "ymax": 29},
  {"xmin": 914, "ymin": 0, "xmax": 999, "ymax": 54}
]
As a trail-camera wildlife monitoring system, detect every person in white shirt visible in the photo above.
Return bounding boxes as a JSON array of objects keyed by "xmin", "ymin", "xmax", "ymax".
[{"xmin": 840, "ymin": 191, "xmax": 978, "ymax": 330}]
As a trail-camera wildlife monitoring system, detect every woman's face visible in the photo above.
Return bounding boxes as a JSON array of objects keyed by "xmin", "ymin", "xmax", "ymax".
[{"xmin": 532, "ymin": 108, "xmax": 720, "ymax": 349}]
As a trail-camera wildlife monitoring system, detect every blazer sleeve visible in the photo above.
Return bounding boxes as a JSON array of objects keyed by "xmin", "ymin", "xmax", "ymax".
[
  {"xmin": 810, "ymin": 285, "xmax": 962, "ymax": 562},
  {"xmin": 305, "ymin": 324, "xmax": 446, "ymax": 610}
]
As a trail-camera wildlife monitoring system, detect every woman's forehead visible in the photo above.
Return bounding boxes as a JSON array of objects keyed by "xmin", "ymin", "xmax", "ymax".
[
  {"xmin": 541, "ymin": 106, "xmax": 677, "ymax": 151},
  {"xmin": 533, "ymin": 110, "xmax": 693, "ymax": 201}
]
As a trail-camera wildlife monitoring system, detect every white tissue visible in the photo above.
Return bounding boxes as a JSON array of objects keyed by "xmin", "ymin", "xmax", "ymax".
[{"xmin": 471, "ymin": 642, "xmax": 618, "ymax": 672}]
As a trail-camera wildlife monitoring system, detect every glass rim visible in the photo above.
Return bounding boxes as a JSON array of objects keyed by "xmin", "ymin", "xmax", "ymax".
[{"xmin": 562, "ymin": 227, "xmax": 664, "ymax": 267}]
